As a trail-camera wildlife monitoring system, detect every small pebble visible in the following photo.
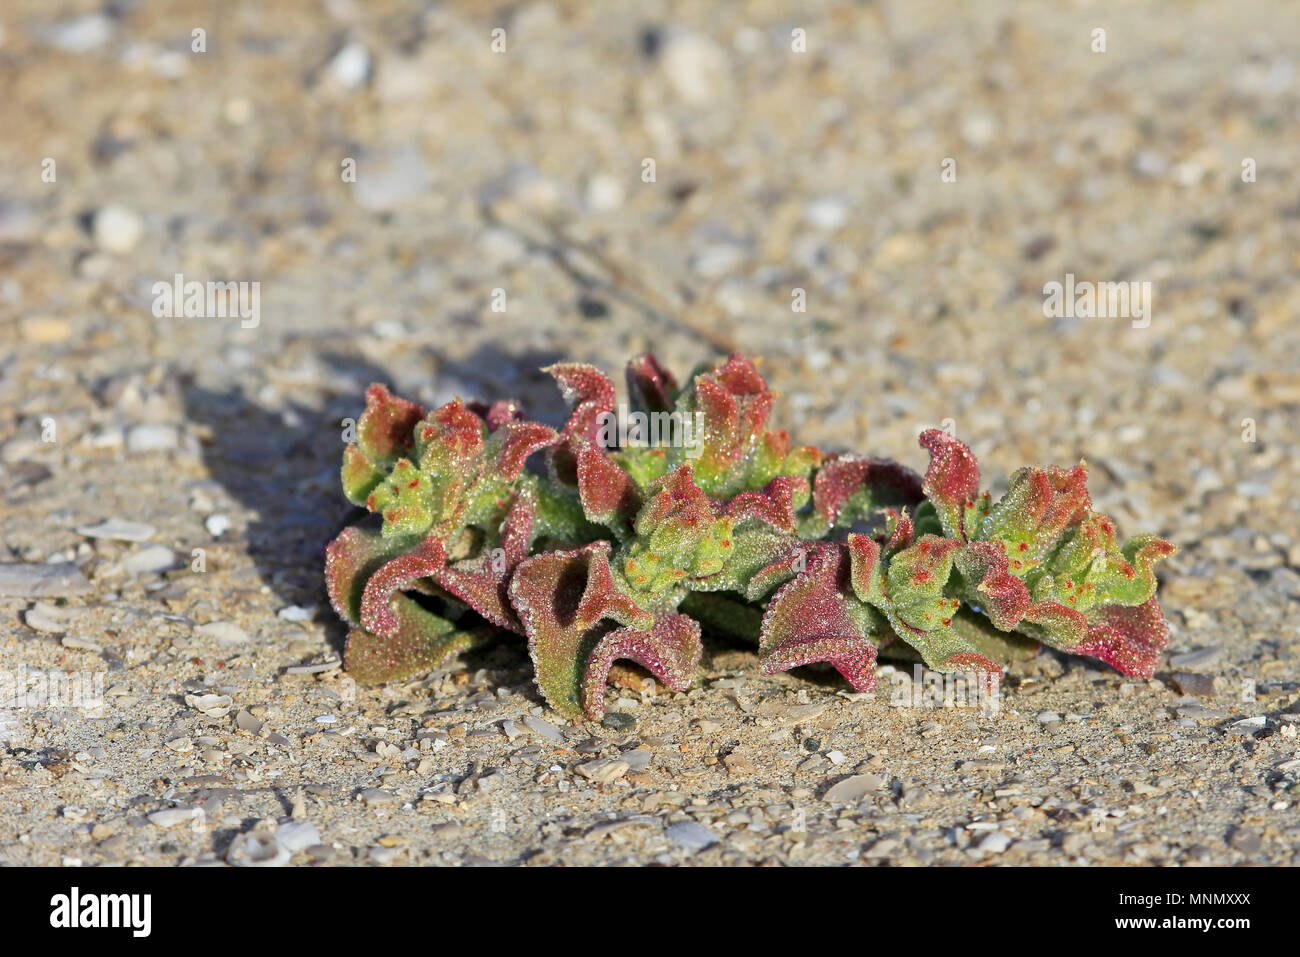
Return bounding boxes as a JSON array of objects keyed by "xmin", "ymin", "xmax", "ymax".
[
  {"xmin": 61, "ymin": 635, "xmax": 103, "ymax": 653},
  {"xmin": 602, "ymin": 712, "xmax": 635, "ymax": 731},
  {"xmin": 75, "ymin": 518, "xmax": 156, "ymax": 542},
  {"xmin": 575, "ymin": 758, "xmax": 629, "ymax": 784},
  {"xmin": 147, "ymin": 807, "xmax": 202, "ymax": 829},
  {"xmin": 23, "ymin": 601, "xmax": 70, "ymax": 633},
  {"xmin": 123, "ymin": 545, "xmax": 177, "ymax": 575},
  {"xmin": 275, "ymin": 820, "xmax": 321, "ymax": 852},
  {"xmin": 978, "ymin": 831, "xmax": 1013, "ymax": 854},
  {"xmin": 44, "ymin": 14, "xmax": 112, "ymax": 53},
  {"xmin": 284, "ymin": 659, "xmax": 340, "ymax": 675},
  {"xmin": 0, "ymin": 563, "xmax": 92, "ymax": 597},
  {"xmin": 1171, "ymin": 673, "xmax": 1217, "ymax": 697},
  {"xmin": 665, "ymin": 820, "xmax": 718, "ymax": 852},
  {"xmin": 325, "ymin": 41, "xmax": 370, "ymax": 89},
  {"xmin": 185, "ymin": 693, "xmax": 234, "ymax": 718},
  {"xmin": 822, "ymin": 774, "xmax": 883, "ymax": 804},
  {"xmin": 226, "ymin": 832, "xmax": 290, "ymax": 867},
  {"xmin": 126, "ymin": 425, "xmax": 179, "ymax": 453},
  {"xmin": 197, "ymin": 621, "xmax": 251, "ymax": 645},
  {"xmin": 91, "ymin": 205, "xmax": 143, "ymax": 254},
  {"xmin": 523, "ymin": 716, "xmax": 562, "ymax": 740},
  {"xmin": 1169, "ymin": 646, "xmax": 1223, "ymax": 669}
]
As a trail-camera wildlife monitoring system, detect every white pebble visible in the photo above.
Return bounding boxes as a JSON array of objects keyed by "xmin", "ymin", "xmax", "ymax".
[
  {"xmin": 123, "ymin": 545, "xmax": 177, "ymax": 576},
  {"xmin": 196, "ymin": 621, "xmax": 251, "ymax": 645},
  {"xmin": 326, "ymin": 42, "xmax": 370, "ymax": 89},
  {"xmin": 92, "ymin": 205, "xmax": 143, "ymax": 254},
  {"xmin": 76, "ymin": 518, "xmax": 156, "ymax": 542}
]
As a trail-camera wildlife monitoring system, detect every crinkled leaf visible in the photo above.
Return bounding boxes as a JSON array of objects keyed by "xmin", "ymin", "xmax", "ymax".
[
  {"xmin": 359, "ymin": 535, "xmax": 447, "ymax": 637},
  {"xmin": 432, "ymin": 486, "xmax": 537, "ymax": 630},
  {"xmin": 952, "ymin": 540, "xmax": 1031, "ymax": 631},
  {"xmin": 626, "ymin": 353, "xmax": 679, "ymax": 415},
  {"xmin": 759, "ymin": 544, "xmax": 882, "ymax": 691},
  {"xmin": 357, "ymin": 384, "xmax": 424, "ymax": 464},
  {"xmin": 577, "ymin": 443, "xmax": 642, "ymax": 537},
  {"xmin": 978, "ymin": 463, "xmax": 1091, "ymax": 569},
  {"xmin": 918, "ymin": 429, "xmax": 987, "ymax": 541},
  {"xmin": 510, "ymin": 541, "xmax": 653, "ymax": 717},
  {"xmin": 344, "ymin": 598, "xmax": 486, "ymax": 685},
  {"xmin": 582, "ymin": 613, "xmax": 702, "ymax": 719},
  {"xmin": 811, "ymin": 454, "xmax": 924, "ymax": 528},
  {"xmin": 325, "ymin": 524, "xmax": 403, "ymax": 627}
]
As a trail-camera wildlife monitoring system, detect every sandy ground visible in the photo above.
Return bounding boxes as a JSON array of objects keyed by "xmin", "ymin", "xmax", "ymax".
[{"xmin": 1, "ymin": 0, "xmax": 1298, "ymax": 867}]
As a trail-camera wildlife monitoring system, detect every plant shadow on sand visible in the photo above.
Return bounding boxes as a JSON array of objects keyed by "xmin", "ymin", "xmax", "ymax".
[{"xmin": 179, "ymin": 346, "xmax": 570, "ymax": 668}]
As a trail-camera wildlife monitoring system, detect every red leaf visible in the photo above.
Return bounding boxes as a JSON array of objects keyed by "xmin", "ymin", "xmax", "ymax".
[
  {"xmin": 581, "ymin": 613, "xmax": 702, "ymax": 719},
  {"xmin": 324, "ymin": 524, "xmax": 398, "ymax": 628},
  {"xmin": 510, "ymin": 541, "xmax": 653, "ymax": 716},
  {"xmin": 1075, "ymin": 597, "xmax": 1170, "ymax": 678},
  {"xmin": 491, "ymin": 419, "xmax": 558, "ymax": 480},
  {"xmin": 812, "ymin": 454, "xmax": 924, "ymax": 525},
  {"xmin": 626, "ymin": 353, "xmax": 679, "ymax": 414},
  {"xmin": 954, "ymin": 541, "xmax": 1031, "ymax": 631},
  {"xmin": 577, "ymin": 444, "xmax": 642, "ymax": 535},
  {"xmin": 723, "ymin": 475, "xmax": 803, "ymax": 532},
  {"xmin": 357, "ymin": 384, "xmax": 424, "ymax": 463},
  {"xmin": 759, "ymin": 544, "xmax": 879, "ymax": 691},
  {"xmin": 433, "ymin": 487, "xmax": 537, "ymax": 630},
  {"xmin": 359, "ymin": 536, "xmax": 448, "ymax": 637},
  {"xmin": 919, "ymin": 430, "xmax": 982, "ymax": 540}
]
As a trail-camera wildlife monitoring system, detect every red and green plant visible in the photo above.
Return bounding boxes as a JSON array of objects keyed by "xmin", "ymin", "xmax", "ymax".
[{"xmin": 325, "ymin": 354, "xmax": 1175, "ymax": 720}]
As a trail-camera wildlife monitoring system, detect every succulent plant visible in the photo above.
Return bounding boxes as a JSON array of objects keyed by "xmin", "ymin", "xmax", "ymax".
[{"xmin": 325, "ymin": 354, "xmax": 1176, "ymax": 720}]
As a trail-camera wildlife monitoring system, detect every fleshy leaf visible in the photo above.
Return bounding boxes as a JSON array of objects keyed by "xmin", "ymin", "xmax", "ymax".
[
  {"xmin": 577, "ymin": 443, "xmax": 642, "ymax": 537},
  {"xmin": 1029, "ymin": 515, "xmax": 1175, "ymax": 613},
  {"xmin": 342, "ymin": 445, "xmax": 387, "ymax": 506},
  {"xmin": 340, "ymin": 385, "xmax": 426, "ymax": 506},
  {"xmin": 1074, "ymin": 597, "xmax": 1170, "ymax": 678},
  {"xmin": 433, "ymin": 486, "xmax": 537, "ymax": 630},
  {"xmin": 953, "ymin": 541, "xmax": 1031, "ymax": 631},
  {"xmin": 881, "ymin": 507, "xmax": 914, "ymax": 553},
  {"xmin": 978, "ymin": 463, "xmax": 1091, "ymax": 569},
  {"xmin": 879, "ymin": 535, "xmax": 963, "ymax": 635},
  {"xmin": 486, "ymin": 419, "xmax": 558, "ymax": 481},
  {"xmin": 674, "ymin": 355, "xmax": 800, "ymax": 497},
  {"xmin": 324, "ymin": 524, "xmax": 401, "ymax": 627},
  {"xmin": 623, "ymin": 465, "xmax": 735, "ymax": 593},
  {"xmin": 811, "ymin": 455, "xmax": 924, "ymax": 527},
  {"xmin": 366, "ymin": 458, "xmax": 441, "ymax": 539},
  {"xmin": 344, "ymin": 597, "xmax": 486, "ymax": 685},
  {"xmin": 759, "ymin": 544, "xmax": 881, "ymax": 691},
  {"xmin": 723, "ymin": 475, "xmax": 803, "ymax": 533},
  {"xmin": 742, "ymin": 538, "xmax": 815, "ymax": 601},
  {"xmin": 581, "ymin": 613, "xmax": 702, "ymax": 719},
  {"xmin": 510, "ymin": 541, "xmax": 653, "ymax": 717},
  {"xmin": 357, "ymin": 384, "xmax": 424, "ymax": 464},
  {"xmin": 918, "ymin": 429, "xmax": 986, "ymax": 541},
  {"xmin": 626, "ymin": 353, "xmax": 679, "ymax": 415},
  {"xmin": 359, "ymin": 535, "xmax": 447, "ymax": 637}
]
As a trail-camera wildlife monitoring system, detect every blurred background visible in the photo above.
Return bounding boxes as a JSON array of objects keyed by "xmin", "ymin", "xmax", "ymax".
[{"xmin": 0, "ymin": 0, "xmax": 1297, "ymax": 663}]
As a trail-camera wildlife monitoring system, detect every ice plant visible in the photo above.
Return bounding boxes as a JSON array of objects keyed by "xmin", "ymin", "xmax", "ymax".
[{"xmin": 324, "ymin": 355, "xmax": 1176, "ymax": 720}]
